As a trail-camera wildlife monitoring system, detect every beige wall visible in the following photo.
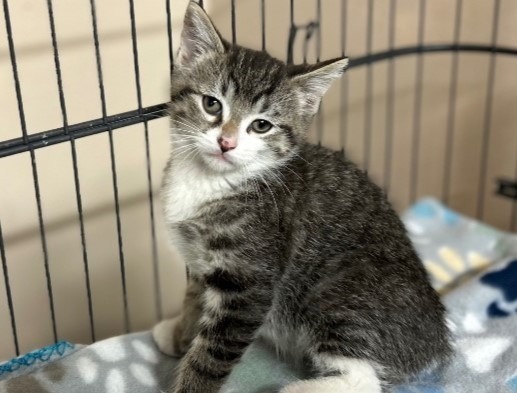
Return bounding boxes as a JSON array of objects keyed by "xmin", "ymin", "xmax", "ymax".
[{"xmin": 1, "ymin": 0, "xmax": 516, "ymax": 360}]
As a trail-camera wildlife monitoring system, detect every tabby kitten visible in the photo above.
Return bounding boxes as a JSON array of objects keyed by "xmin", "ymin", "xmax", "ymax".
[{"xmin": 153, "ymin": 2, "xmax": 451, "ymax": 393}]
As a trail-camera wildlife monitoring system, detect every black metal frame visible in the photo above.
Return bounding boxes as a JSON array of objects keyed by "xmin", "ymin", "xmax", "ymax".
[{"xmin": 1, "ymin": 0, "xmax": 516, "ymax": 358}]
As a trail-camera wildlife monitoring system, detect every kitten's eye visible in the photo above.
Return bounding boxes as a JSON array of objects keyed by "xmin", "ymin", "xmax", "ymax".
[
  {"xmin": 249, "ymin": 119, "xmax": 273, "ymax": 134},
  {"xmin": 202, "ymin": 95, "xmax": 222, "ymax": 116}
]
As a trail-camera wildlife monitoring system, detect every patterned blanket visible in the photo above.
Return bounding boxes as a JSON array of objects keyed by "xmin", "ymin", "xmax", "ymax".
[{"xmin": 1, "ymin": 199, "xmax": 516, "ymax": 393}]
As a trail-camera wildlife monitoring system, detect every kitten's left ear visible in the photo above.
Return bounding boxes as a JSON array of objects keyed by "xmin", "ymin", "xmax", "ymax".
[
  {"xmin": 289, "ymin": 57, "xmax": 349, "ymax": 115},
  {"xmin": 177, "ymin": 1, "xmax": 225, "ymax": 66}
]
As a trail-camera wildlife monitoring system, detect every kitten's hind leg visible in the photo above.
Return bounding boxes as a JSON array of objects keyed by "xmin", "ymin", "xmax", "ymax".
[
  {"xmin": 152, "ymin": 279, "xmax": 203, "ymax": 357},
  {"xmin": 280, "ymin": 354, "xmax": 383, "ymax": 393}
]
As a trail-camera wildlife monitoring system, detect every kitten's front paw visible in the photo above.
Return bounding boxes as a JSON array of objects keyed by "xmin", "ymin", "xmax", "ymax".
[
  {"xmin": 152, "ymin": 316, "xmax": 188, "ymax": 357},
  {"xmin": 279, "ymin": 380, "xmax": 348, "ymax": 393}
]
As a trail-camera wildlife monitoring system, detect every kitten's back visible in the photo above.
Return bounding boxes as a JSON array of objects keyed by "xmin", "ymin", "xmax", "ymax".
[{"xmin": 265, "ymin": 142, "xmax": 451, "ymax": 383}]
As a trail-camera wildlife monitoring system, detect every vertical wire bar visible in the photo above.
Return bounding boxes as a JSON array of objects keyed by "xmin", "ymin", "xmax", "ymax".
[
  {"xmin": 302, "ymin": 26, "xmax": 311, "ymax": 64},
  {"xmin": 287, "ymin": 0, "xmax": 295, "ymax": 64},
  {"xmin": 89, "ymin": 0, "xmax": 131, "ymax": 333},
  {"xmin": 46, "ymin": 0, "xmax": 96, "ymax": 343},
  {"xmin": 46, "ymin": 0, "xmax": 68, "ymax": 134},
  {"xmin": 231, "ymin": 0, "xmax": 236, "ymax": 45},
  {"xmin": 261, "ymin": 0, "xmax": 266, "ymax": 51},
  {"xmin": 128, "ymin": 0, "xmax": 161, "ymax": 325},
  {"xmin": 316, "ymin": 0, "xmax": 323, "ymax": 145},
  {"xmin": 510, "ymin": 135, "xmax": 517, "ymax": 232},
  {"xmin": 290, "ymin": 0, "xmax": 294, "ymax": 29},
  {"xmin": 3, "ymin": 0, "xmax": 58, "ymax": 344},
  {"xmin": 163, "ymin": 0, "xmax": 174, "ymax": 319},
  {"xmin": 442, "ymin": 0, "xmax": 463, "ymax": 204},
  {"xmin": 340, "ymin": 0, "xmax": 348, "ymax": 156},
  {"xmin": 477, "ymin": 0, "xmax": 501, "ymax": 220},
  {"xmin": 363, "ymin": 0, "xmax": 374, "ymax": 171},
  {"xmin": 409, "ymin": 0, "xmax": 426, "ymax": 203},
  {"xmin": 0, "ymin": 220, "xmax": 19, "ymax": 356},
  {"xmin": 166, "ymin": 0, "xmax": 174, "ymax": 72},
  {"xmin": 383, "ymin": 0, "xmax": 397, "ymax": 194},
  {"xmin": 316, "ymin": 0, "xmax": 321, "ymax": 63}
]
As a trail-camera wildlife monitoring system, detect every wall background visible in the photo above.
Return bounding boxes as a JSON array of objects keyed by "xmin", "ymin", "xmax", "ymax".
[{"xmin": 1, "ymin": 0, "xmax": 516, "ymax": 360}]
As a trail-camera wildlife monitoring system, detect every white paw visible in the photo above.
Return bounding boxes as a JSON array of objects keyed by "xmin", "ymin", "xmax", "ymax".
[
  {"xmin": 152, "ymin": 317, "xmax": 182, "ymax": 357},
  {"xmin": 280, "ymin": 377, "xmax": 380, "ymax": 393},
  {"xmin": 280, "ymin": 381, "xmax": 326, "ymax": 393},
  {"xmin": 280, "ymin": 380, "xmax": 344, "ymax": 393}
]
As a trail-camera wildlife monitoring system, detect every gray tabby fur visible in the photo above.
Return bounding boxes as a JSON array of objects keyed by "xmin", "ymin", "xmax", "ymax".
[{"xmin": 154, "ymin": 2, "xmax": 451, "ymax": 392}]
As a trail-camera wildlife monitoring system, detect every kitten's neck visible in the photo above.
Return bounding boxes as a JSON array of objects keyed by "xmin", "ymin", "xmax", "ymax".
[
  {"xmin": 162, "ymin": 147, "xmax": 302, "ymax": 224},
  {"xmin": 162, "ymin": 154, "xmax": 244, "ymax": 224}
]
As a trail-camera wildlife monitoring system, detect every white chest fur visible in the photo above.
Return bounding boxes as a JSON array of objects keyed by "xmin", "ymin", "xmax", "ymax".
[
  {"xmin": 161, "ymin": 158, "xmax": 241, "ymax": 275},
  {"xmin": 161, "ymin": 158, "xmax": 236, "ymax": 225}
]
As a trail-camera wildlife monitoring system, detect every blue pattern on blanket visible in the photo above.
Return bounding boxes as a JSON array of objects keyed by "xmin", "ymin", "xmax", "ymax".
[
  {"xmin": 411, "ymin": 199, "xmax": 461, "ymax": 226},
  {"xmin": 394, "ymin": 369, "xmax": 446, "ymax": 393},
  {"xmin": 507, "ymin": 374, "xmax": 517, "ymax": 392},
  {"xmin": 0, "ymin": 341, "xmax": 74, "ymax": 379},
  {"xmin": 481, "ymin": 259, "xmax": 517, "ymax": 318}
]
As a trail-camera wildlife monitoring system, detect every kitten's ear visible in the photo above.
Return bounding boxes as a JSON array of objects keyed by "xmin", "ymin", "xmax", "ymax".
[
  {"xmin": 289, "ymin": 57, "xmax": 349, "ymax": 115},
  {"xmin": 177, "ymin": 1, "xmax": 225, "ymax": 66}
]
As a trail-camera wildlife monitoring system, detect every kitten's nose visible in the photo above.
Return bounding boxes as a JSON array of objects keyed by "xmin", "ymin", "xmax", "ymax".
[{"xmin": 218, "ymin": 135, "xmax": 237, "ymax": 153}]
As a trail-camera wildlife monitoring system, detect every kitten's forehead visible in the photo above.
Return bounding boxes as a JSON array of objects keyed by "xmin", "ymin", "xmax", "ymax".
[
  {"xmin": 207, "ymin": 46, "xmax": 290, "ymax": 114},
  {"xmin": 225, "ymin": 47, "xmax": 287, "ymax": 97}
]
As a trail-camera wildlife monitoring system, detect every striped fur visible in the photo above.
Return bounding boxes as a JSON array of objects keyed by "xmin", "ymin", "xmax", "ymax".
[{"xmin": 155, "ymin": 2, "xmax": 451, "ymax": 393}]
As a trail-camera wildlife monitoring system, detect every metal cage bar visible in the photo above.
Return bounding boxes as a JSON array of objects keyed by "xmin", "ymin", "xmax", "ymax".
[
  {"xmin": 339, "ymin": 0, "xmax": 348, "ymax": 156},
  {"xmin": 409, "ymin": 0, "xmax": 427, "ymax": 203},
  {"xmin": 513, "ymin": 155, "xmax": 517, "ymax": 232},
  {"xmin": 0, "ymin": 220, "xmax": 19, "ymax": 356},
  {"xmin": 166, "ymin": 0, "xmax": 174, "ymax": 72},
  {"xmin": 88, "ymin": 0, "xmax": 133, "ymax": 333},
  {"xmin": 2, "ymin": 0, "xmax": 58, "ymax": 344},
  {"xmin": 383, "ymin": 0, "xmax": 397, "ymax": 194},
  {"xmin": 477, "ymin": 0, "xmax": 502, "ymax": 220},
  {"xmin": 127, "ymin": 0, "xmax": 162, "ymax": 328},
  {"xmin": 261, "ymin": 0, "xmax": 266, "ymax": 51},
  {"xmin": 442, "ymin": 0, "xmax": 464, "ymax": 205},
  {"xmin": 363, "ymin": 0, "xmax": 374, "ymax": 171},
  {"xmin": 45, "ymin": 0, "xmax": 96, "ymax": 342},
  {"xmin": 231, "ymin": 0, "xmax": 236, "ymax": 45},
  {"xmin": 315, "ymin": 0, "xmax": 323, "ymax": 145}
]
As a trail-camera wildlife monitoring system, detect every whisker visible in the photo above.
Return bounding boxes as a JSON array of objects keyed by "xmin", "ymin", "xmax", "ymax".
[
  {"xmin": 291, "ymin": 150, "xmax": 311, "ymax": 166},
  {"xmin": 171, "ymin": 124, "xmax": 198, "ymax": 135},
  {"xmin": 249, "ymin": 156, "xmax": 295, "ymax": 200},
  {"xmin": 174, "ymin": 146, "xmax": 200, "ymax": 168},
  {"xmin": 175, "ymin": 116, "xmax": 198, "ymax": 129},
  {"xmin": 173, "ymin": 145, "xmax": 198, "ymax": 157},
  {"xmin": 282, "ymin": 163, "xmax": 305, "ymax": 183},
  {"xmin": 256, "ymin": 172, "xmax": 280, "ymax": 225},
  {"xmin": 174, "ymin": 117, "xmax": 201, "ymax": 133}
]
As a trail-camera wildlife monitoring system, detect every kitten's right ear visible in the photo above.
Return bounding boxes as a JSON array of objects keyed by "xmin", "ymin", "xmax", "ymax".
[{"xmin": 177, "ymin": 1, "xmax": 225, "ymax": 66}]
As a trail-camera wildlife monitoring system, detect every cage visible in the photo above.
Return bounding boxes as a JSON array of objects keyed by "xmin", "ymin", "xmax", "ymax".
[{"xmin": 1, "ymin": 0, "xmax": 516, "ymax": 364}]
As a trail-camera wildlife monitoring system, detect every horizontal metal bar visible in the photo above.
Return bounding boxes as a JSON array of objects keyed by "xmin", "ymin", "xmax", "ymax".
[
  {"xmin": 0, "ymin": 104, "xmax": 168, "ymax": 158},
  {"xmin": 2, "ymin": 44, "xmax": 517, "ymax": 159},
  {"xmin": 497, "ymin": 178, "xmax": 517, "ymax": 200},
  {"xmin": 349, "ymin": 44, "xmax": 517, "ymax": 67}
]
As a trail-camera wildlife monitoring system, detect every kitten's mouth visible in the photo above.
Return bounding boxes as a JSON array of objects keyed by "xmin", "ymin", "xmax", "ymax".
[
  {"xmin": 203, "ymin": 152, "xmax": 236, "ymax": 171},
  {"xmin": 207, "ymin": 152, "xmax": 232, "ymax": 162}
]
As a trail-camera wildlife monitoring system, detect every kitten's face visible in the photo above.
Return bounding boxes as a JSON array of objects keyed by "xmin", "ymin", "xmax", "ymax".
[
  {"xmin": 169, "ymin": 2, "xmax": 348, "ymax": 175},
  {"xmin": 170, "ymin": 49, "xmax": 297, "ymax": 174}
]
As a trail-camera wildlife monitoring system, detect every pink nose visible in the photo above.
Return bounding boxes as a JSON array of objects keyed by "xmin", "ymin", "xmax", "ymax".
[{"xmin": 218, "ymin": 136, "xmax": 237, "ymax": 153}]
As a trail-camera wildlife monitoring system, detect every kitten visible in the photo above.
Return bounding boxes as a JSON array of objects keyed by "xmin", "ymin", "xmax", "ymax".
[{"xmin": 153, "ymin": 2, "xmax": 451, "ymax": 393}]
